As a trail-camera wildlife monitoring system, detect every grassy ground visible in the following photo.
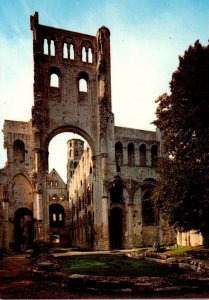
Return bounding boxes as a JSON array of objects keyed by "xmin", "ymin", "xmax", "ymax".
[{"xmin": 57, "ymin": 254, "xmax": 181, "ymax": 277}]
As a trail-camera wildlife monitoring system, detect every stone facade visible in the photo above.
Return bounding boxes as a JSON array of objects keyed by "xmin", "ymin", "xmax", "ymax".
[{"xmin": 0, "ymin": 12, "xmax": 176, "ymax": 252}]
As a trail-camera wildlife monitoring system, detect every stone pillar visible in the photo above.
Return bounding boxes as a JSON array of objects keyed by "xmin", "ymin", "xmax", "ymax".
[
  {"xmin": 123, "ymin": 146, "xmax": 128, "ymax": 165},
  {"xmin": 126, "ymin": 203, "xmax": 134, "ymax": 249},
  {"xmin": 101, "ymin": 195, "xmax": 109, "ymax": 250},
  {"xmin": 2, "ymin": 199, "xmax": 9, "ymax": 252},
  {"xmin": 147, "ymin": 148, "xmax": 152, "ymax": 166}
]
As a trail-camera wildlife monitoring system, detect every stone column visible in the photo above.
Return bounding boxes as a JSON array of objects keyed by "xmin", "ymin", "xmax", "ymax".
[
  {"xmin": 2, "ymin": 199, "xmax": 9, "ymax": 252},
  {"xmin": 126, "ymin": 203, "xmax": 134, "ymax": 249}
]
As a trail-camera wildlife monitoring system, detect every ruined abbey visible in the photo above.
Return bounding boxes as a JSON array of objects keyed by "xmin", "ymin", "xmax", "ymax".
[{"xmin": 0, "ymin": 12, "xmax": 177, "ymax": 252}]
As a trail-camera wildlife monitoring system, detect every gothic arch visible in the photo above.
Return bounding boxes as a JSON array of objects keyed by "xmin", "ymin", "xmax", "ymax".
[{"xmin": 13, "ymin": 173, "xmax": 33, "ymax": 211}]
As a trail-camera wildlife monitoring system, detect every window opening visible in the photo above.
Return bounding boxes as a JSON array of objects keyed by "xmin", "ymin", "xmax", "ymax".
[
  {"xmin": 50, "ymin": 74, "xmax": 59, "ymax": 87},
  {"xmin": 142, "ymin": 190, "xmax": 155, "ymax": 225},
  {"xmin": 63, "ymin": 42, "xmax": 68, "ymax": 59},
  {"xmin": 50, "ymin": 40, "xmax": 55, "ymax": 56},
  {"xmin": 79, "ymin": 78, "xmax": 87, "ymax": 92},
  {"xmin": 82, "ymin": 46, "xmax": 87, "ymax": 62},
  {"xmin": 13, "ymin": 140, "xmax": 25, "ymax": 163},
  {"xmin": 43, "ymin": 38, "xmax": 48, "ymax": 55},
  {"xmin": 115, "ymin": 142, "xmax": 123, "ymax": 172},
  {"xmin": 88, "ymin": 48, "xmax": 93, "ymax": 63},
  {"xmin": 50, "ymin": 204, "xmax": 64, "ymax": 227},
  {"xmin": 110, "ymin": 180, "xmax": 124, "ymax": 203},
  {"xmin": 70, "ymin": 44, "xmax": 74, "ymax": 59}
]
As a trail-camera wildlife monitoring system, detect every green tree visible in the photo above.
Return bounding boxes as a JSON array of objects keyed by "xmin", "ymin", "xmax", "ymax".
[{"xmin": 153, "ymin": 41, "xmax": 209, "ymax": 244}]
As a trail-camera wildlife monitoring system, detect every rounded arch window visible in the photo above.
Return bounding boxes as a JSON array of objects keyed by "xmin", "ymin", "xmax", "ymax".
[
  {"xmin": 110, "ymin": 180, "xmax": 124, "ymax": 203},
  {"xmin": 79, "ymin": 78, "xmax": 87, "ymax": 92},
  {"xmin": 82, "ymin": 42, "xmax": 94, "ymax": 63},
  {"xmin": 49, "ymin": 67, "xmax": 61, "ymax": 88},
  {"xmin": 142, "ymin": 189, "xmax": 157, "ymax": 225},
  {"xmin": 128, "ymin": 143, "xmax": 135, "ymax": 166},
  {"xmin": 78, "ymin": 72, "xmax": 89, "ymax": 94},
  {"xmin": 115, "ymin": 142, "xmax": 123, "ymax": 172},
  {"xmin": 13, "ymin": 139, "xmax": 25, "ymax": 163},
  {"xmin": 49, "ymin": 204, "xmax": 64, "ymax": 227}
]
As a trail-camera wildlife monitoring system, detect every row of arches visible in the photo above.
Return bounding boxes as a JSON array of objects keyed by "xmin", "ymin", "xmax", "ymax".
[
  {"xmin": 43, "ymin": 38, "xmax": 94, "ymax": 63},
  {"xmin": 115, "ymin": 142, "xmax": 158, "ymax": 168},
  {"xmin": 110, "ymin": 179, "xmax": 158, "ymax": 226},
  {"xmin": 71, "ymin": 211, "xmax": 94, "ymax": 248},
  {"xmin": 14, "ymin": 204, "xmax": 66, "ymax": 251},
  {"xmin": 49, "ymin": 69, "xmax": 88, "ymax": 93}
]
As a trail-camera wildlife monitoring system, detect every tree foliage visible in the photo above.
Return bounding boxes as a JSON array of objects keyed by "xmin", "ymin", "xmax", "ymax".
[{"xmin": 153, "ymin": 41, "xmax": 209, "ymax": 238}]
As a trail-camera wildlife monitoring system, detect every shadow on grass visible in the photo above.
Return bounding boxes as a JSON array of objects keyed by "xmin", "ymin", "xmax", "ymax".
[{"xmin": 57, "ymin": 254, "xmax": 182, "ymax": 277}]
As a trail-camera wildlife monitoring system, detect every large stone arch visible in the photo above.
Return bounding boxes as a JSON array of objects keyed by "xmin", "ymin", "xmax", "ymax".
[
  {"xmin": 30, "ymin": 13, "xmax": 115, "ymax": 249},
  {"xmin": 46, "ymin": 126, "xmax": 96, "ymax": 158}
]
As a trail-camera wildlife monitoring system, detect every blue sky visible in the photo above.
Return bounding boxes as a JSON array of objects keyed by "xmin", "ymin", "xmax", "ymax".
[{"xmin": 1, "ymin": 0, "xmax": 209, "ymax": 181}]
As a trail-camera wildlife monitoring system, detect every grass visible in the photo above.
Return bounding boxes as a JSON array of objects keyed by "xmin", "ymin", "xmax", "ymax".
[
  {"xmin": 57, "ymin": 254, "xmax": 181, "ymax": 277},
  {"xmin": 163, "ymin": 245, "xmax": 209, "ymax": 256}
]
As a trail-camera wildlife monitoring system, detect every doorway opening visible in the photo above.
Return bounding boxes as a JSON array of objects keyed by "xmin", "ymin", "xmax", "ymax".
[
  {"xmin": 109, "ymin": 207, "xmax": 123, "ymax": 249},
  {"xmin": 14, "ymin": 207, "xmax": 34, "ymax": 252}
]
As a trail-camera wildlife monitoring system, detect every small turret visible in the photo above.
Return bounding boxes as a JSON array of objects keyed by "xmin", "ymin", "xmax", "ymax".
[{"xmin": 67, "ymin": 139, "xmax": 84, "ymax": 182}]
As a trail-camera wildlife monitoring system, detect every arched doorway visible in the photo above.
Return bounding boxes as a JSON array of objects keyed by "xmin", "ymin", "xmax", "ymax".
[
  {"xmin": 14, "ymin": 208, "xmax": 34, "ymax": 252},
  {"xmin": 109, "ymin": 207, "xmax": 123, "ymax": 249}
]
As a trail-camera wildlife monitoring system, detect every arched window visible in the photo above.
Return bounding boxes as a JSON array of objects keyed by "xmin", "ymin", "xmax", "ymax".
[
  {"xmin": 13, "ymin": 140, "xmax": 25, "ymax": 163},
  {"xmin": 88, "ymin": 48, "xmax": 93, "ymax": 63},
  {"xmin": 70, "ymin": 44, "xmax": 74, "ymax": 60},
  {"xmin": 50, "ymin": 40, "xmax": 55, "ymax": 56},
  {"xmin": 63, "ymin": 42, "xmax": 68, "ymax": 59},
  {"xmin": 79, "ymin": 78, "xmax": 87, "ymax": 92},
  {"xmin": 50, "ymin": 73, "xmax": 59, "ymax": 87},
  {"xmin": 128, "ymin": 143, "xmax": 135, "ymax": 166},
  {"xmin": 142, "ymin": 190, "xmax": 156, "ymax": 225},
  {"xmin": 43, "ymin": 38, "xmax": 48, "ymax": 55},
  {"xmin": 151, "ymin": 145, "xmax": 158, "ymax": 166},
  {"xmin": 140, "ymin": 144, "xmax": 146, "ymax": 166},
  {"xmin": 52, "ymin": 194, "xmax": 58, "ymax": 200},
  {"xmin": 82, "ymin": 46, "xmax": 87, "ymax": 62},
  {"xmin": 49, "ymin": 204, "xmax": 64, "ymax": 227},
  {"xmin": 115, "ymin": 142, "xmax": 123, "ymax": 172},
  {"xmin": 50, "ymin": 180, "xmax": 53, "ymax": 187},
  {"xmin": 75, "ymin": 150, "xmax": 78, "ymax": 156},
  {"xmin": 110, "ymin": 180, "xmax": 124, "ymax": 203}
]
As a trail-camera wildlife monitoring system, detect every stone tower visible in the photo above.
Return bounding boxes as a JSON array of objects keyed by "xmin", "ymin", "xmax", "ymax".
[
  {"xmin": 67, "ymin": 139, "xmax": 84, "ymax": 182},
  {"xmin": 30, "ymin": 12, "xmax": 115, "ymax": 249}
]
